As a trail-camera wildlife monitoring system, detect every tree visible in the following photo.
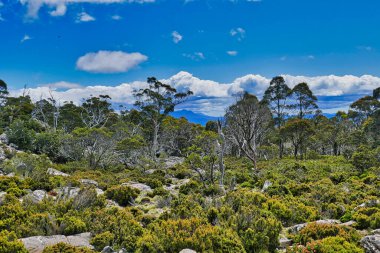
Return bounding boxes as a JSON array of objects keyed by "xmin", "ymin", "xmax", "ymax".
[
  {"xmin": 134, "ymin": 77, "xmax": 192, "ymax": 158},
  {"xmin": 0, "ymin": 79, "xmax": 9, "ymax": 106},
  {"xmin": 349, "ymin": 95, "xmax": 380, "ymax": 123},
  {"xmin": 281, "ymin": 118, "xmax": 314, "ymax": 159},
  {"xmin": 225, "ymin": 92, "xmax": 272, "ymax": 169},
  {"xmin": 290, "ymin": 82, "xmax": 318, "ymax": 119},
  {"xmin": 262, "ymin": 76, "xmax": 291, "ymax": 157},
  {"xmin": 81, "ymin": 95, "xmax": 114, "ymax": 128},
  {"xmin": 374, "ymin": 87, "xmax": 380, "ymax": 99}
]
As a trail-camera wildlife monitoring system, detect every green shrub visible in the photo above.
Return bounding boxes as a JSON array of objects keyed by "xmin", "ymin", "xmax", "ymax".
[
  {"xmin": 61, "ymin": 216, "xmax": 87, "ymax": 235},
  {"xmin": 42, "ymin": 242, "xmax": 94, "ymax": 253},
  {"xmin": 90, "ymin": 231, "xmax": 114, "ymax": 251},
  {"xmin": 105, "ymin": 185, "xmax": 139, "ymax": 206},
  {"xmin": 0, "ymin": 230, "xmax": 28, "ymax": 253}
]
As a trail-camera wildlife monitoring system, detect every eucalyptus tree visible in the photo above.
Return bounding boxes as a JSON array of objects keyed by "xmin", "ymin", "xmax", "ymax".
[
  {"xmin": 291, "ymin": 82, "xmax": 318, "ymax": 119},
  {"xmin": 262, "ymin": 76, "xmax": 291, "ymax": 158},
  {"xmin": 225, "ymin": 92, "xmax": 272, "ymax": 169},
  {"xmin": 134, "ymin": 77, "xmax": 193, "ymax": 158}
]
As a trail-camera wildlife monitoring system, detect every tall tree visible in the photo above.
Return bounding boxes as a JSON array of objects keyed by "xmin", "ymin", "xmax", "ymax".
[
  {"xmin": 290, "ymin": 82, "xmax": 318, "ymax": 119},
  {"xmin": 0, "ymin": 79, "xmax": 9, "ymax": 105},
  {"xmin": 134, "ymin": 77, "xmax": 192, "ymax": 157},
  {"xmin": 281, "ymin": 118, "xmax": 314, "ymax": 160},
  {"xmin": 81, "ymin": 95, "xmax": 113, "ymax": 128},
  {"xmin": 349, "ymin": 95, "xmax": 380, "ymax": 123},
  {"xmin": 262, "ymin": 76, "xmax": 291, "ymax": 158},
  {"xmin": 225, "ymin": 92, "xmax": 272, "ymax": 169}
]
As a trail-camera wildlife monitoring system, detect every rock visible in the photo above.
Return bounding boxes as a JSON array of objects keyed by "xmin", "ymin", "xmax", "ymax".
[
  {"xmin": 0, "ymin": 147, "xmax": 6, "ymax": 161},
  {"xmin": 286, "ymin": 219, "xmax": 341, "ymax": 234},
  {"xmin": 47, "ymin": 168, "xmax": 69, "ymax": 177},
  {"xmin": 106, "ymin": 199, "xmax": 121, "ymax": 208},
  {"xmin": 67, "ymin": 233, "xmax": 93, "ymax": 248},
  {"xmin": 279, "ymin": 237, "xmax": 292, "ymax": 249},
  {"xmin": 0, "ymin": 133, "xmax": 9, "ymax": 144},
  {"xmin": 355, "ymin": 199, "xmax": 380, "ymax": 210},
  {"xmin": 21, "ymin": 233, "xmax": 93, "ymax": 253},
  {"xmin": 95, "ymin": 188, "xmax": 104, "ymax": 195},
  {"xmin": 6, "ymin": 172, "xmax": 15, "ymax": 177},
  {"xmin": 371, "ymin": 229, "xmax": 380, "ymax": 235},
  {"xmin": 0, "ymin": 169, "xmax": 4, "ymax": 175},
  {"xmin": 25, "ymin": 190, "xmax": 47, "ymax": 203},
  {"xmin": 145, "ymin": 169, "xmax": 156, "ymax": 175},
  {"xmin": 122, "ymin": 181, "xmax": 152, "ymax": 193},
  {"xmin": 101, "ymin": 246, "xmax": 115, "ymax": 253},
  {"xmin": 55, "ymin": 187, "xmax": 81, "ymax": 199},
  {"xmin": 340, "ymin": 220, "xmax": 356, "ymax": 227},
  {"xmin": 0, "ymin": 191, "xmax": 6, "ymax": 203},
  {"xmin": 163, "ymin": 156, "xmax": 184, "ymax": 169},
  {"xmin": 80, "ymin": 179, "xmax": 99, "ymax": 187},
  {"xmin": 360, "ymin": 234, "xmax": 380, "ymax": 253},
  {"xmin": 261, "ymin": 180, "xmax": 272, "ymax": 192},
  {"xmin": 179, "ymin": 249, "xmax": 197, "ymax": 253}
]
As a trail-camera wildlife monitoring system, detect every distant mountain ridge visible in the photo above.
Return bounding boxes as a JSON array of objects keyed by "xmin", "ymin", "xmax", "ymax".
[{"xmin": 170, "ymin": 110, "xmax": 219, "ymax": 125}]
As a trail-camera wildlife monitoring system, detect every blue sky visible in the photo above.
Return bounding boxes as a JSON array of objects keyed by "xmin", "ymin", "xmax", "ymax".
[{"xmin": 0, "ymin": 0, "xmax": 379, "ymax": 117}]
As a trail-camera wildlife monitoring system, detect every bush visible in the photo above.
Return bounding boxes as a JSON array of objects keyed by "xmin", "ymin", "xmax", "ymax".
[
  {"xmin": 42, "ymin": 242, "xmax": 94, "ymax": 253},
  {"xmin": 61, "ymin": 215, "xmax": 87, "ymax": 235},
  {"xmin": 90, "ymin": 231, "xmax": 114, "ymax": 251},
  {"xmin": 293, "ymin": 223, "xmax": 360, "ymax": 245},
  {"xmin": 0, "ymin": 230, "xmax": 28, "ymax": 253},
  {"xmin": 105, "ymin": 185, "xmax": 139, "ymax": 206},
  {"xmin": 287, "ymin": 236, "xmax": 363, "ymax": 253}
]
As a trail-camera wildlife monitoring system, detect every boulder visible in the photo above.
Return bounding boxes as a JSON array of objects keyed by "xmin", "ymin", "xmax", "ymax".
[
  {"xmin": 360, "ymin": 234, "xmax": 380, "ymax": 253},
  {"xmin": 25, "ymin": 190, "xmax": 47, "ymax": 203},
  {"xmin": 95, "ymin": 188, "xmax": 105, "ymax": 195},
  {"xmin": 21, "ymin": 233, "xmax": 93, "ymax": 253},
  {"xmin": 286, "ymin": 219, "xmax": 341, "ymax": 234},
  {"xmin": 101, "ymin": 246, "xmax": 114, "ymax": 253},
  {"xmin": 55, "ymin": 187, "xmax": 81, "ymax": 199},
  {"xmin": 163, "ymin": 156, "xmax": 184, "ymax": 168},
  {"xmin": 355, "ymin": 199, "xmax": 380, "ymax": 210},
  {"xmin": 179, "ymin": 249, "xmax": 197, "ymax": 253},
  {"xmin": 0, "ymin": 191, "xmax": 6, "ymax": 203},
  {"xmin": 47, "ymin": 168, "xmax": 69, "ymax": 177},
  {"xmin": 122, "ymin": 181, "xmax": 152, "ymax": 193},
  {"xmin": 279, "ymin": 237, "xmax": 292, "ymax": 249},
  {"xmin": 80, "ymin": 179, "xmax": 99, "ymax": 187},
  {"xmin": 262, "ymin": 180, "xmax": 272, "ymax": 192},
  {"xmin": 0, "ymin": 133, "xmax": 9, "ymax": 144}
]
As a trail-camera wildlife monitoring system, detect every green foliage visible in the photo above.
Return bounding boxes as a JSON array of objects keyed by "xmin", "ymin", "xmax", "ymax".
[
  {"xmin": 0, "ymin": 230, "xmax": 28, "ymax": 253},
  {"xmin": 137, "ymin": 218, "xmax": 245, "ymax": 253},
  {"xmin": 105, "ymin": 185, "xmax": 139, "ymax": 206},
  {"xmin": 42, "ymin": 242, "xmax": 94, "ymax": 253},
  {"xmin": 6, "ymin": 120, "xmax": 35, "ymax": 151},
  {"xmin": 90, "ymin": 231, "xmax": 114, "ymax": 251}
]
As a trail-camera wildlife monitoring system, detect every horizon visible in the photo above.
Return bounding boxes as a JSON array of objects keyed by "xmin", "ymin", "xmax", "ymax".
[{"xmin": 1, "ymin": 0, "xmax": 380, "ymax": 118}]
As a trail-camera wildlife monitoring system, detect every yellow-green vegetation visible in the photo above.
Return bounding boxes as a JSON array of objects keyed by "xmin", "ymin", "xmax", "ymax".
[{"xmin": 0, "ymin": 78, "xmax": 378, "ymax": 252}]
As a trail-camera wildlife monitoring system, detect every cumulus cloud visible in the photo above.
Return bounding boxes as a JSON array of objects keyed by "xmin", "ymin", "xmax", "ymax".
[
  {"xmin": 20, "ymin": 34, "xmax": 32, "ymax": 43},
  {"xmin": 171, "ymin": 31, "xmax": 183, "ymax": 44},
  {"xmin": 111, "ymin": 14, "xmax": 122, "ymax": 20},
  {"xmin": 76, "ymin": 12, "xmax": 95, "ymax": 22},
  {"xmin": 76, "ymin": 50, "xmax": 148, "ymax": 73},
  {"xmin": 9, "ymin": 72, "xmax": 380, "ymax": 117},
  {"xmin": 230, "ymin": 27, "xmax": 245, "ymax": 41},
  {"xmin": 182, "ymin": 52, "xmax": 205, "ymax": 61},
  {"xmin": 19, "ymin": 0, "xmax": 155, "ymax": 18},
  {"xmin": 227, "ymin": 50, "xmax": 238, "ymax": 56}
]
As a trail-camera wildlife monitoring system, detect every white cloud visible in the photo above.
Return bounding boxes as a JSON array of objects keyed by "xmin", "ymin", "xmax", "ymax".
[
  {"xmin": 76, "ymin": 12, "xmax": 95, "ymax": 22},
  {"xmin": 20, "ymin": 0, "xmax": 155, "ymax": 18},
  {"xmin": 227, "ymin": 50, "xmax": 238, "ymax": 56},
  {"xmin": 182, "ymin": 52, "xmax": 205, "ymax": 61},
  {"xmin": 20, "ymin": 34, "xmax": 32, "ymax": 43},
  {"xmin": 111, "ymin": 14, "xmax": 122, "ymax": 20},
  {"xmin": 76, "ymin": 50, "xmax": 148, "ymax": 73},
  {"xmin": 9, "ymin": 72, "xmax": 380, "ymax": 117},
  {"xmin": 42, "ymin": 81, "xmax": 83, "ymax": 89},
  {"xmin": 307, "ymin": 55, "xmax": 315, "ymax": 60},
  {"xmin": 171, "ymin": 31, "xmax": 183, "ymax": 44},
  {"xmin": 230, "ymin": 27, "xmax": 245, "ymax": 41}
]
